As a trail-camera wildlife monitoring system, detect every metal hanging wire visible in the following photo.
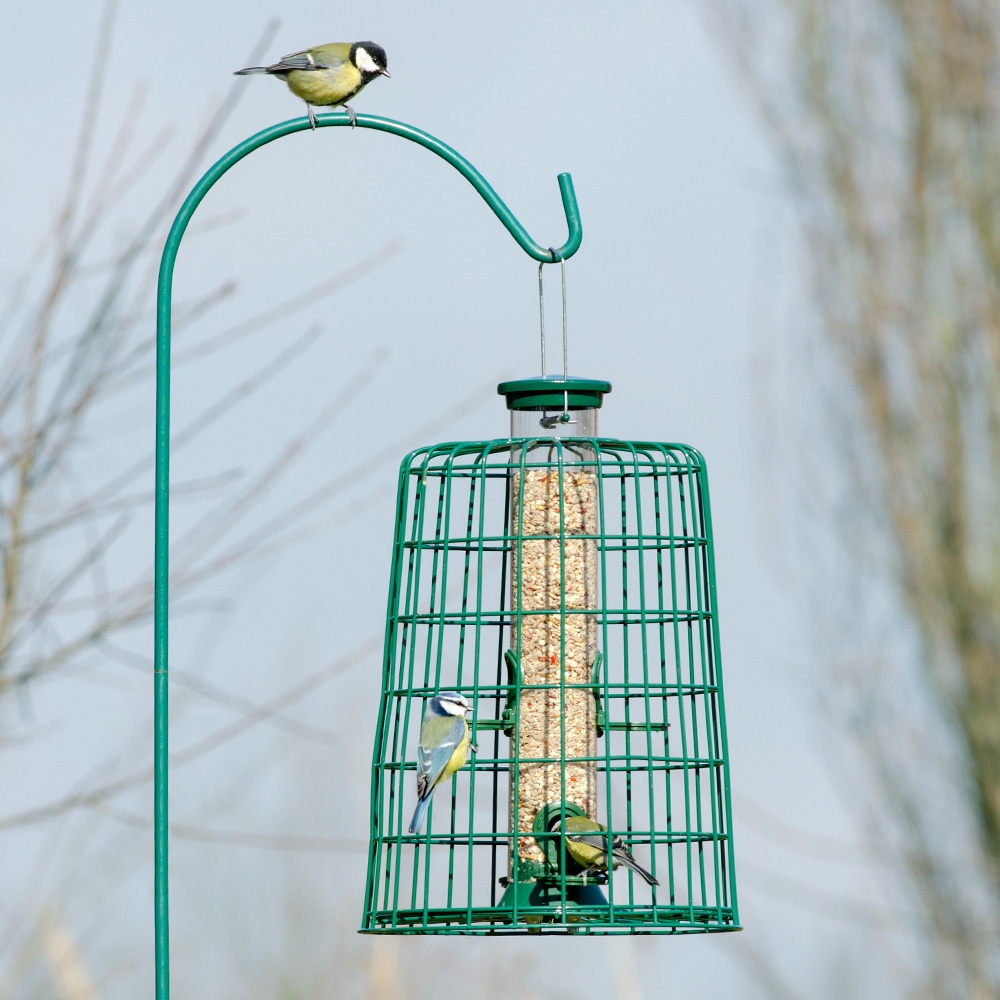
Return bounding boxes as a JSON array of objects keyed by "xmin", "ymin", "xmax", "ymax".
[
  {"xmin": 559, "ymin": 253, "xmax": 568, "ymax": 382},
  {"xmin": 538, "ymin": 262, "xmax": 547, "ymax": 378},
  {"xmin": 538, "ymin": 253, "xmax": 573, "ymax": 428}
]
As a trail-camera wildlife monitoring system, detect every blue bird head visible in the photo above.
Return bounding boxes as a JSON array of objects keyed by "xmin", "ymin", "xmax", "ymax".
[{"xmin": 430, "ymin": 692, "xmax": 471, "ymax": 717}]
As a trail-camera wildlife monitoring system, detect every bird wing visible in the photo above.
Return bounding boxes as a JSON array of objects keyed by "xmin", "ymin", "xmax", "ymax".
[
  {"xmin": 415, "ymin": 716, "xmax": 466, "ymax": 800},
  {"xmin": 268, "ymin": 46, "xmax": 348, "ymax": 72},
  {"xmin": 565, "ymin": 831, "xmax": 610, "ymax": 853}
]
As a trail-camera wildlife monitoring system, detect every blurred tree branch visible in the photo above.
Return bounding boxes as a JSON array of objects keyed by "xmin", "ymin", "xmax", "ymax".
[
  {"xmin": 0, "ymin": 5, "xmax": 406, "ymax": 710},
  {"xmin": 0, "ymin": 638, "xmax": 377, "ymax": 831},
  {"xmin": 0, "ymin": 5, "xmax": 509, "ymax": 998},
  {"xmin": 710, "ymin": 1, "xmax": 1000, "ymax": 995}
]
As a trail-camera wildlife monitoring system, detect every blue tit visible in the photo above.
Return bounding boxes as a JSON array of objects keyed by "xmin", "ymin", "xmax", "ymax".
[
  {"xmin": 408, "ymin": 692, "xmax": 472, "ymax": 834},
  {"xmin": 562, "ymin": 816, "xmax": 659, "ymax": 886},
  {"xmin": 235, "ymin": 41, "xmax": 389, "ymax": 129}
]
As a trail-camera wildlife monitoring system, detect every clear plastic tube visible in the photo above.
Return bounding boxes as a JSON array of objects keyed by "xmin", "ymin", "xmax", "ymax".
[
  {"xmin": 508, "ymin": 410, "xmax": 599, "ymax": 872},
  {"xmin": 510, "ymin": 406, "xmax": 598, "ymax": 439}
]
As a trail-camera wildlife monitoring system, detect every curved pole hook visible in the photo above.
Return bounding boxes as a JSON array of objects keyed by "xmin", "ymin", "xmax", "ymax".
[{"xmin": 153, "ymin": 112, "xmax": 582, "ymax": 1000}]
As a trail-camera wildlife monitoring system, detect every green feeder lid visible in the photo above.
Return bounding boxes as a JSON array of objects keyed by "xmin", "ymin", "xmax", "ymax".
[{"xmin": 498, "ymin": 375, "xmax": 612, "ymax": 411}]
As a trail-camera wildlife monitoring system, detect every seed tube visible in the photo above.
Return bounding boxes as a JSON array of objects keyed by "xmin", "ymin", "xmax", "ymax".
[{"xmin": 510, "ymin": 464, "xmax": 598, "ymax": 866}]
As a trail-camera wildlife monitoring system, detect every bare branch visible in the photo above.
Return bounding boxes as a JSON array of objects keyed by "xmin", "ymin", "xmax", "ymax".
[
  {"xmin": 709, "ymin": 1, "xmax": 1000, "ymax": 991},
  {"xmin": 101, "ymin": 237, "xmax": 405, "ymax": 396},
  {"xmin": 97, "ymin": 638, "xmax": 339, "ymax": 747},
  {"xmin": 91, "ymin": 803, "xmax": 367, "ymax": 853},
  {"xmin": 0, "ymin": 638, "xmax": 377, "ymax": 830}
]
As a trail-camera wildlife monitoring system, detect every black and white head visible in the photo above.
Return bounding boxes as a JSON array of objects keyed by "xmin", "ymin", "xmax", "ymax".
[
  {"xmin": 351, "ymin": 42, "xmax": 390, "ymax": 82},
  {"xmin": 430, "ymin": 692, "xmax": 471, "ymax": 717}
]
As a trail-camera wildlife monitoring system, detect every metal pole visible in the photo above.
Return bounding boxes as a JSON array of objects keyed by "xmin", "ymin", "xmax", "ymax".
[{"xmin": 154, "ymin": 111, "xmax": 583, "ymax": 1000}]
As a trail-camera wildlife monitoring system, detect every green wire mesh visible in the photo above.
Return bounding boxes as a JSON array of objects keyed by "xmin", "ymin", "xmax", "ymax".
[{"xmin": 361, "ymin": 437, "xmax": 739, "ymax": 935}]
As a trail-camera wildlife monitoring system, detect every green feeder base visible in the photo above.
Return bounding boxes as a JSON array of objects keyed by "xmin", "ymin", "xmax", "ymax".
[{"xmin": 498, "ymin": 860, "xmax": 610, "ymax": 930}]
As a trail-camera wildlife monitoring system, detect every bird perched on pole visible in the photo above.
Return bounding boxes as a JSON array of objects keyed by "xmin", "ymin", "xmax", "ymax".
[
  {"xmin": 562, "ymin": 816, "xmax": 659, "ymax": 886},
  {"xmin": 235, "ymin": 41, "xmax": 390, "ymax": 129},
  {"xmin": 408, "ymin": 692, "xmax": 473, "ymax": 834}
]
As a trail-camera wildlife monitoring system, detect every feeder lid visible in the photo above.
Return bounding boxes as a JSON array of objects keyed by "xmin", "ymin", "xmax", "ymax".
[{"xmin": 498, "ymin": 375, "xmax": 612, "ymax": 411}]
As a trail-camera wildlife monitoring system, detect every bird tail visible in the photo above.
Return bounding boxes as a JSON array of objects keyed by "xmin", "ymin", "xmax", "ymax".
[
  {"xmin": 409, "ymin": 796, "xmax": 431, "ymax": 834},
  {"xmin": 613, "ymin": 847, "xmax": 659, "ymax": 886},
  {"xmin": 234, "ymin": 66, "xmax": 269, "ymax": 75}
]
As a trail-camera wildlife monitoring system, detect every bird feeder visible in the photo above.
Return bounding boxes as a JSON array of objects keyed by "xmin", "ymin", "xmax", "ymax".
[
  {"xmin": 363, "ymin": 376, "xmax": 739, "ymax": 934},
  {"xmin": 154, "ymin": 113, "xmax": 738, "ymax": 997}
]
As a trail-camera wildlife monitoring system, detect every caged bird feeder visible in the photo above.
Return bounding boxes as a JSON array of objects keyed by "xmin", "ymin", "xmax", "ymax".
[
  {"xmin": 154, "ymin": 111, "xmax": 738, "ymax": 999},
  {"xmin": 363, "ymin": 293, "xmax": 740, "ymax": 935}
]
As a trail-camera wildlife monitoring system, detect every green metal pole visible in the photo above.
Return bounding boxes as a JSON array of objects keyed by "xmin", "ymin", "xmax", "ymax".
[{"xmin": 154, "ymin": 111, "xmax": 582, "ymax": 999}]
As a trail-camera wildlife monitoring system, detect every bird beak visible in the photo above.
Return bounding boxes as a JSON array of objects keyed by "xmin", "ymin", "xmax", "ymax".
[{"xmin": 380, "ymin": 69, "xmax": 391, "ymax": 77}]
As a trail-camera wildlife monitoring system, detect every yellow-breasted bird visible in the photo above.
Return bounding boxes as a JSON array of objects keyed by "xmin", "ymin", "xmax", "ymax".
[
  {"xmin": 409, "ymin": 692, "xmax": 472, "ymax": 834},
  {"xmin": 562, "ymin": 816, "xmax": 659, "ymax": 886},
  {"xmin": 235, "ymin": 41, "xmax": 389, "ymax": 129}
]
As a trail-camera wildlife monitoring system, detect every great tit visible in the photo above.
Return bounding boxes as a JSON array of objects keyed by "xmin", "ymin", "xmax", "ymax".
[
  {"xmin": 235, "ymin": 41, "xmax": 390, "ymax": 129},
  {"xmin": 562, "ymin": 816, "xmax": 659, "ymax": 886},
  {"xmin": 408, "ymin": 692, "xmax": 472, "ymax": 834}
]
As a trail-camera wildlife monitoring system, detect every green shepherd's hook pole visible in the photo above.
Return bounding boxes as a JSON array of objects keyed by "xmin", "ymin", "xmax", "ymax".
[{"xmin": 153, "ymin": 112, "xmax": 581, "ymax": 1000}]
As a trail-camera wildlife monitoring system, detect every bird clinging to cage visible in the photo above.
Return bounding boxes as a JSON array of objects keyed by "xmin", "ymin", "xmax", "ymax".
[
  {"xmin": 234, "ymin": 41, "xmax": 390, "ymax": 128},
  {"xmin": 408, "ymin": 692, "xmax": 472, "ymax": 834},
  {"xmin": 562, "ymin": 816, "xmax": 659, "ymax": 886}
]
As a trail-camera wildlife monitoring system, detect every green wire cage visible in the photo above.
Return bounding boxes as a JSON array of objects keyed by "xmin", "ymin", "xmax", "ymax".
[{"xmin": 362, "ymin": 375, "xmax": 739, "ymax": 935}]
